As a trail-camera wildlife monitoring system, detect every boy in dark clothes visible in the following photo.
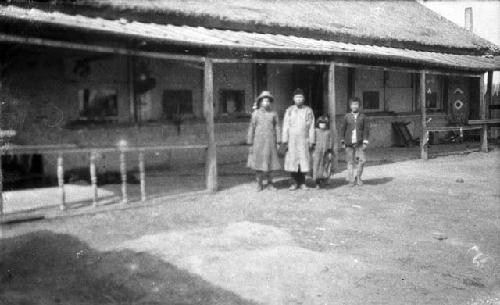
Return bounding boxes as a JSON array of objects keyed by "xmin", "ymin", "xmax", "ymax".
[{"xmin": 340, "ymin": 97, "xmax": 369, "ymax": 186}]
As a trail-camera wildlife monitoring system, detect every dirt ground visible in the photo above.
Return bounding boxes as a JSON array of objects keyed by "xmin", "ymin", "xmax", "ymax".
[{"xmin": 1, "ymin": 149, "xmax": 499, "ymax": 305}]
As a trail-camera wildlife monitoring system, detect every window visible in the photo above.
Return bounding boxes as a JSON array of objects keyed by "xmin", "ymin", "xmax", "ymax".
[
  {"xmin": 162, "ymin": 90, "xmax": 193, "ymax": 119},
  {"xmin": 79, "ymin": 88, "xmax": 118, "ymax": 120},
  {"xmin": 362, "ymin": 91, "xmax": 380, "ymax": 110},
  {"xmin": 220, "ymin": 90, "xmax": 245, "ymax": 114}
]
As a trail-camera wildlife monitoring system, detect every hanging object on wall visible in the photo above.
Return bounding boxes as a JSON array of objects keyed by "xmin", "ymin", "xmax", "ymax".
[
  {"xmin": 450, "ymin": 85, "xmax": 468, "ymax": 124},
  {"xmin": 135, "ymin": 61, "xmax": 156, "ymax": 95}
]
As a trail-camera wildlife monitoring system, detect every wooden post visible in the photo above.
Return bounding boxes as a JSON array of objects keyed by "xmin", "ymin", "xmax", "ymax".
[
  {"xmin": 420, "ymin": 71, "xmax": 428, "ymax": 160},
  {"xmin": 480, "ymin": 73, "xmax": 488, "ymax": 152},
  {"xmin": 487, "ymin": 71, "xmax": 493, "ymax": 119},
  {"xmin": 203, "ymin": 58, "xmax": 217, "ymax": 192},
  {"xmin": 120, "ymin": 150, "xmax": 128, "ymax": 204},
  {"xmin": 90, "ymin": 151, "xmax": 98, "ymax": 207},
  {"xmin": 327, "ymin": 63, "xmax": 339, "ymax": 173},
  {"xmin": 57, "ymin": 152, "xmax": 65, "ymax": 210},
  {"xmin": 0, "ymin": 148, "xmax": 3, "ymax": 215},
  {"xmin": 138, "ymin": 151, "xmax": 146, "ymax": 202}
]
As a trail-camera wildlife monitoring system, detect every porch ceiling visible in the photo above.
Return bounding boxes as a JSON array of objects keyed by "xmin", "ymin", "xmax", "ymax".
[{"xmin": 1, "ymin": 5, "xmax": 499, "ymax": 72}]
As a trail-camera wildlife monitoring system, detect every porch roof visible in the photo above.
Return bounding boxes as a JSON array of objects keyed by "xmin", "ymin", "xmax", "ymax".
[{"xmin": 1, "ymin": 5, "xmax": 499, "ymax": 72}]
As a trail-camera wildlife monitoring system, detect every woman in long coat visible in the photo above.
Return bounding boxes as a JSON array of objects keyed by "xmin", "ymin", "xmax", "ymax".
[
  {"xmin": 247, "ymin": 91, "xmax": 281, "ymax": 191},
  {"xmin": 282, "ymin": 88, "xmax": 315, "ymax": 190}
]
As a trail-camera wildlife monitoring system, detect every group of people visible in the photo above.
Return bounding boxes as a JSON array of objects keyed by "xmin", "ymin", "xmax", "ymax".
[{"xmin": 247, "ymin": 88, "xmax": 369, "ymax": 191}]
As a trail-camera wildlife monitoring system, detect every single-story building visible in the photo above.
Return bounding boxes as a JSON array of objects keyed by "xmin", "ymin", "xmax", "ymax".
[{"xmin": 0, "ymin": 1, "xmax": 499, "ymax": 197}]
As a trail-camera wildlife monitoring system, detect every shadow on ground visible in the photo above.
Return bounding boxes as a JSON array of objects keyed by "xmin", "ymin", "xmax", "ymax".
[{"xmin": 0, "ymin": 231, "xmax": 258, "ymax": 305}]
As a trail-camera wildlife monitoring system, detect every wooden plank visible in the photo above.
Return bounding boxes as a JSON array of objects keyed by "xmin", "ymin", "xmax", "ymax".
[
  {"xmin": 327, "ymin": 63, "xmax": 339, "ymax": 173},
  {"xmin": 212, "ymin": 58, "xmax": 484, "ymax": 78},
  {"xmin": 487, "ymin": 71, "xmax": 493, "ymax": 118},
  {"xmin": 203, "ymin": 58, "xmax": 218, "ymax": 192},
  {"xmin": 57, "ymin": 153, "xmax": 65, "ymax": 210},
  {"xmin": 479, "ymin": 73, "xmax": 488, "ymax": 152},
  {"xmin": 468, "ymin": 119, "xmax": 500, "ymax": 125},
  {"xmin": 90, "ymin": 151, "xmax": 98, "ymax": 207},
  {"xmin": 128, "ymin": 56, "xmax": 137, "ymax": 123},
  {"xmin": 0, "ymin": 34, "xmax": 205, "ymax": 63},
  {"xmin": 420, "ymin": 71, "xmax": 428, "ymax": 160},
  {"xmin": 120, "ymin": 151, "xmax": 128, "ymax": 204},
  {"xmin": 139, "ymin": 151, "xmax": 146, "ymax": 202}
]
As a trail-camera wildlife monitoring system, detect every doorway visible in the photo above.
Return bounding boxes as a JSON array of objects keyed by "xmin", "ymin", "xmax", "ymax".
[{"xmin": 292, "ymin": 65, "xmax": 325, "ymax": 117}]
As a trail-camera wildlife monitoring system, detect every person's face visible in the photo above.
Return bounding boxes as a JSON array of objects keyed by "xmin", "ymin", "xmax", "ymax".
[
  {"xmin": 261, "ymin": 98, "xmax": 271, "ymax": 109},
  {"xmin": 293, "ymin": 94, "xmax": 305, "ymax": 106},
  {"xmin": 350, "ymin": 102, "xmax": 360, "ymax": 113},
  {"xmin": 319, "ymin": 122, "xmax": 327, "ymax": 130}
]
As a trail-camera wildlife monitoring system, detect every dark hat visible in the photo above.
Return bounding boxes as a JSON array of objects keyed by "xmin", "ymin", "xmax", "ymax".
[
  {"xmin": 316, "ymin": 115, "xmax": 330, "ymax": 128},
  {"xmin": 256, "ymin": 90, "xmax": 274, "ymax": 102},
  {"xmin": 292, "ymin": 88, "xmax": 305, "ymax": 97},
  {"xmin": 317, "ymin": 115, "xmax": 329, "ymax": 123}
]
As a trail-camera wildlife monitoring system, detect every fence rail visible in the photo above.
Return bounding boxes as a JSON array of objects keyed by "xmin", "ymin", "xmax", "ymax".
[{"xmin": 0, "ymin": 143, "xmax": 208, "ymax": 215}]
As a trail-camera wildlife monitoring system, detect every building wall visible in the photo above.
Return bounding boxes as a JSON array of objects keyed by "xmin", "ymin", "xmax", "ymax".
[{"xmin": 3, "ymin": 48, "xmax": 476, "ymax": 177}]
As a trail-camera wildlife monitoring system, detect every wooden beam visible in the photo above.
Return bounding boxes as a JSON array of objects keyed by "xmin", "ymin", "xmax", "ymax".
[
  {"xmin": 127, "ymin": 56, "xmax": 137, "ymax": 123},
  {"xmin": 90, "ymin": 151, "xmax": 98, "ymax": 207},
  {"xmin": 479, "ymin": 73, "xmax": 488, "ymax": 152},
  {"xmin": 57, "ymin": 153, "xmax": 65, "ymax": 210},
  {"xmin": 139, "ymin": 151, "xmax": 146, "ymax": 202},
  {"xmin": 420, "ymin": 71, "xmax": 428, "ymax": 160},
  {"xmin": 487, "ymin": 71, "xmax": 493, "ymax": 119},
  {"xmin": 212, "ymin": 58, "xmax": 484, "ymax": 78},
  {"xmin": 203, "ymin": 58, "xmax": 217, "ymax": 192},
  {"xmin": 0, "ymin": 34, "xmax": 205, "ymax": 62},
  {"xmin": 327, "ymin": 63, "xmax": 339, "ymax": 174}
]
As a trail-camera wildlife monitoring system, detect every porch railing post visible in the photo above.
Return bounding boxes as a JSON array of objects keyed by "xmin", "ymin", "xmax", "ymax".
[
  {"xmin": 419, "ymin": 71, "xmax": 428, "ymax": 160},
  {"xmin": 0, "ymin": 148, "xmax": 3, "ymax": 215},
  {"xmin": 138, "ymin": 150, "xmax": 146, "ymax": 202},
  {"xmin": 480, "ymin": 72, "xmax": 490, "ymax": 152},
  {"xmin": 327, "ymin": 63, "xmax": 339, "ymax": 172},
  {"xmin": 120, "ymin": 149, "xmax": 128, "ymax": 204},
  {"xmin": 57, "ymin": 152, "xmax": 65, "ymax": 210},
  {"xmin": 90, "ymin": 151, "xmax": 98, "ymax": 207},
  {"xmin": 203, "ymin": 58, "xmax": 217, "ymax": 192}
]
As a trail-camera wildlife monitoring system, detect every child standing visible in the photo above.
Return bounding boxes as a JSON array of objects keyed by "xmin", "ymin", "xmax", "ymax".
[
  {"xmin": 247, "ymin": 91, "xmax": 281, "ymax": 191},
  {"xmin": 312, "ymin": 116, "xmax": 333, "ymax": 189}
]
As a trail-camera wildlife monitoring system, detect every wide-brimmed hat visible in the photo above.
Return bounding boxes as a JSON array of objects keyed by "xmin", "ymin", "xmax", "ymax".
[{"xmin": 256, "ymin": 90, "xmax": 274, "ymax": 102}]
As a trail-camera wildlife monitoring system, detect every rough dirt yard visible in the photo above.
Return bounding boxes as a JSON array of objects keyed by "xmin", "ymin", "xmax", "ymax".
[{"xmin": 1, "ymin": 150, "xmax": 499, "ymax": 305}]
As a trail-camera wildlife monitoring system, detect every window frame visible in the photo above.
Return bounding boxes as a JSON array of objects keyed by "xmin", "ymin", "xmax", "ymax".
[
  {"xmin": 219, "ymin": 89, "xmax": 246, "ymax": 116},
  {"xmin": 161, "ymin": 89, "xmax": 194, "ymax": 120}
]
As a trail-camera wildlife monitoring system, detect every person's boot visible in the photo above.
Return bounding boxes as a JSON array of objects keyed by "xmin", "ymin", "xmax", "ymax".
[
  {"xmin": 267, "ymin": 173, "xmax": 276, "ymax": 191},
  {"xmin": 347, "ymin": 163, "xmax": 355, "ymax": 187},
  {"xmin": 256, "ymin": 172, "xmax": 264, "ymax": 191},
  {"xmin": 356, "ymin": 163, "xmax": 364, "ymax": 186}
]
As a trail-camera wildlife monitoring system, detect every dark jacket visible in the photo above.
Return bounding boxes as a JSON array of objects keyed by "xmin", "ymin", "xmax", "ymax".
[{"xmin": 340, "ymin": 112, "xmax": 369, "ymax": 146}]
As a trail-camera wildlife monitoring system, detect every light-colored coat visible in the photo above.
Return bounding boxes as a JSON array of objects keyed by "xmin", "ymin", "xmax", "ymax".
[
  {"xmin": 247, "ymin": 108, "xmax": 281, "ymax": 171},
  {"xmin": 282, "ymin": 105, "xmax": 315, "ymax": 172}
]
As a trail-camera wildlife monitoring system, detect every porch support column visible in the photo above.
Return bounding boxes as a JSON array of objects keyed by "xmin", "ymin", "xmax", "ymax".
[
  {"xmin": 327, "ymin": 63, "xmax": 339, "ymax": 172},
  {"xmin": 419, "ymin": 71, "xmax": 428, "ymax": 160},
  {"xmin": 480, "ymin": 72, "xmax": 489, "ymax": 152},
  {"xmin": 203, "ymin": 58, "xmax": 217, "ymax": 192}
]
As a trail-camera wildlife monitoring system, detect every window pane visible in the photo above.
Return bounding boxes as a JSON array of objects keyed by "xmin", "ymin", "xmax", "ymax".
[
  {"xmin": 363, "ymin": 91, "xmax": 380, "ymax": 110},
  {"xmin": 79, "ymin": 88, "xmax": 118, "ymax": 119},
  {"xmin": 162, "ymin": 90, "xmax": 193, "ymax": 119},
  {"xmin": 221, "ymin": 90, "xmax": 245, "ymax": 114}
]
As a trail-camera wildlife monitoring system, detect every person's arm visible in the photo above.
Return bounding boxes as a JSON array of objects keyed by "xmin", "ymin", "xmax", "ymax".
[
  {"xmin": 282, "ymin": 109, "xmax": 289, "ymax": 144},
  {"xmin": 308, "ymin": 109, "xmax": 315, "ymax": 147},
  {"xmin": 247, "ymin": 112, "xmax": 256, "ymax": 145},
  {"xmin": 340, "ymin": 114, "xmax": 348, "ymax": 147},
  {"xmin": 362, "ymin": 115, "xmax": 369, "ymax": 147},
  {"xmin": 274, "ymin": 112, "xmax": 281, "ymax": 144}
]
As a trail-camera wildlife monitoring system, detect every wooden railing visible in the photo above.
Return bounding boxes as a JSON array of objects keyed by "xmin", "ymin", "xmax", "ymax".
[{"xmin": 0, "ymin": 143, "xmax": 207, "ymax": 215}]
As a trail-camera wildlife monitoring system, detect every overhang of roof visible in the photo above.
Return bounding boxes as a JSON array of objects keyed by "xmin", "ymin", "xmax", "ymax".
[{"xmin": 1, "ymin": 5, "xmax": 499, "ymax": 72}]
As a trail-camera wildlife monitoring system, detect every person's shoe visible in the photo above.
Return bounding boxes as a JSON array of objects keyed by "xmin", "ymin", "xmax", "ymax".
[
  {"xmin": 256, "ymin": 182, "xmax": 264, "ymax": 191},
  {"xmin": 348, "ymin": 181, "xmax": 356, "ymax": 187},
  {"xmin": 299, "ymin": 184, "xmax": 308, "ymax": 190},
  {"xmin": 289, "ymin": 184, "xmax": 299, "ymax": 191},
  {"xmin": 356, "ymin": 178, "xmax": 364, "ymax": 186},
  {"xmin": 267, "ymin": 184, "xmax": 277, "ymax": 191},
  {"xmin": 315, "ymin": 184, "xmax": 321, "ymax": 190}
]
